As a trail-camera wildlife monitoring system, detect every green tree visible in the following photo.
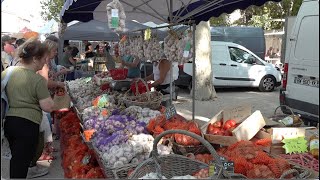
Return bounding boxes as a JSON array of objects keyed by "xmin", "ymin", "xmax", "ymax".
[
  {"xmin": 210, "ymin": 14, "xmax": 230, "ymax": 26},
  {"xmin": 232, "ymin": 0, "xmax": 303, "ymax": 30},
  {"xmin": 40, "ymin": 0, "xmax": 64, "ymax": 22}
]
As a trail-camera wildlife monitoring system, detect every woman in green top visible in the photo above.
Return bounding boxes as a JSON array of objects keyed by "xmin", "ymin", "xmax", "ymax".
[
  {"xmin": 120, "ymin": 49, "xmax": 141, "ymax": 78},
  {"xmin": 1, "ymin": 38, "xmax": 54, "ymax": 178}
]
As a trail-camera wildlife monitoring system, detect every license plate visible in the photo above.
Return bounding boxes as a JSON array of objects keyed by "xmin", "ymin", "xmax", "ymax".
[{"xmin": 294, "ymin": 77, "xmax": 319, "ymax": 88}]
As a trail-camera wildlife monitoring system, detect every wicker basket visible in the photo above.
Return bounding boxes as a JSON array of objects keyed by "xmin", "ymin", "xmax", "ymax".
[
  {"xmin": 92, "ymin": 145, "xmax": 138, "ymax": 179},
  {"xmin": 122, "ymin": 79, "xmax": 162, "ymax": 110},
  {"xmin": 269, "ymin": 105, "xmax": 303, "ymax": 127},
  {"xmin": 129, "ymin": 129, "xmax": 227, "ymax": 179},
  {"xmin": 269, "ymin": 154, "xmax": 313, "ymax": 179}
]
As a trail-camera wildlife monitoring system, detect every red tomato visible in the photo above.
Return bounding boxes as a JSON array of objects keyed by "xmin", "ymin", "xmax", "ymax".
[
  {"xmin": 212, "ymin": 120, "xmax": 223, "ymax": 128},
  {"xmin": 208, "ymin": 127, "xmax": 221, "ymax": 135},
  {"xmin": 216, "ymin": 129, "xmax": 225, "ymax": 136},
  {"xmin": 224, "ymin": 130, "xmax": 232, "ymax": 136},
  {"xmin": 207, "ymin": 124, "xmax": 214, "ymax": 134},
  {"xmin": 223, "ymin": 120, "xmax": 237, "ymax": 130}
]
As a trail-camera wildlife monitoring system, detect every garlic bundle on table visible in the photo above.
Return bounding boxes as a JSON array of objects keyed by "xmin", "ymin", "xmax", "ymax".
[
  {"xmin": 106, "ymin": 0, "xmax": 126, "ymax": 32},
  {"xmin": 143, "ymin": 38, "xmax": 162, "ymax": 61}
]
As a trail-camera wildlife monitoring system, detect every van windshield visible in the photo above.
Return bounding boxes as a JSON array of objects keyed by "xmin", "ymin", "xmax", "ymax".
[{"xmin": 228, "ymin": 47, "xmax": 264, "ymax": 65}]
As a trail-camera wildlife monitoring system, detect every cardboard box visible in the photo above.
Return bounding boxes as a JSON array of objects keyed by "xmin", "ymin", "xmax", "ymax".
[{"xmin": 201, "ymin": 105, "xmax": 266, "ymax": 146}]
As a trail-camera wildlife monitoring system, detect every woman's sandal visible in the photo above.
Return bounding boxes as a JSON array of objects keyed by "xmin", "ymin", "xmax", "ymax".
[
  {"xmin": 46, "ymin": 146, "xmax": 58, "ymax": 153},
  {"xmin": 37, "ymin": 152, "xmax": 56, "ymax": 162}
]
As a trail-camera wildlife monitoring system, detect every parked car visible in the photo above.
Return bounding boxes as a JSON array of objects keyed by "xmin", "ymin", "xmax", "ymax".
[
  {"xmin": 280, "ymin": 0, "xmax": 319, "ymax": 125},
  {"xmin": 178, "ymin": 41, "xmax": 282, "ymax": 92}
]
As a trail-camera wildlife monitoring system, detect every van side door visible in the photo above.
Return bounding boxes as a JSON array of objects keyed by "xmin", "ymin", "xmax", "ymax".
[
  {"xmin": 211, "ymin": 44, "xmax": 231, "ymax": 86},
  {"xmin": 226, "ymin": 46, "xmax": 265, "ymax": 86}
]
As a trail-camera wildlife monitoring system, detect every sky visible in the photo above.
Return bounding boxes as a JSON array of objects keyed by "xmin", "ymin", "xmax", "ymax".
[{"xmin": 1, "ymin": 0, "xmax": 52, "ymax": 33}]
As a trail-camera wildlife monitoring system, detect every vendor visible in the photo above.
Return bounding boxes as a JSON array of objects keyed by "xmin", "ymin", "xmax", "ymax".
[
  {"xmin": 61, "ymin": 46, "xmax": 80, "ymax": 80},
  {"xmin": 120, "ymin": 49, "xmax": 141, "ymax": 78},
  {"xmin": 145, "ymin": 54, "xmax": 175, "ymax": 95},
  {"xmin": 82, "ymin": 40, "xmax": 94, "ymax": 58}
]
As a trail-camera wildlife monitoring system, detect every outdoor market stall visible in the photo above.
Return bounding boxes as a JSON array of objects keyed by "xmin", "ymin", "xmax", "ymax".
[{"xmin": 56, "ymin": 0, "xmax": 318, "ymax": 179}]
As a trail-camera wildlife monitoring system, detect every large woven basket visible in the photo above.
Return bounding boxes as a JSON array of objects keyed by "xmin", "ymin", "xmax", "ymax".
[
  {"xmin": 122, "ymin": 79, "xmax": 162, "ymax": 110},
  {"xmin": 129, "ymin": 129, "xmax": 227, "ymax": 179},
  {"xmin": 92, "ymin": 145, "xmax": 138, "ymax": 179},
  {"xmin": 269, "ymin": 105, "xmax": 303, "ymax": 127}
]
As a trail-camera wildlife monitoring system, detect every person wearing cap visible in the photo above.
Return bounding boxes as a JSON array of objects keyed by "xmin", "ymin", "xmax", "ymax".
[{"xmin": 145, "ymin": 54, "xmax": 177, "ymax": 95}]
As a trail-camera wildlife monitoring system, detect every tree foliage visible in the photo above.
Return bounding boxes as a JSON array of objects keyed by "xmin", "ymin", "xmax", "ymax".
[
  {"xmin": 40, "ymin": 0, "xmax": 64, "ymax": 22},
  {"xmin": 232, "ymin": 0, "xmax": 303, "ymax": 30},
  {"xmin": 210, "ymin": 14, "xmax": 231, "ymax": 26}
]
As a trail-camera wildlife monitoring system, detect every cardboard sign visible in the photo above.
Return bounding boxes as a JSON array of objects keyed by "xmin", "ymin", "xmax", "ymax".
[
  {"xmin": 272, "ymin": 127, "xmax": 306, "ymax": 144},
  {"xmin": 165, "ymin": 105, "xmax": 177, "ymax": 120},
  {"xmin": 282, "ymin": 136, "xmax": 308, "ymax": 154},
  {"xmin": 183, "ymin": 42, "xmax": 191, "ymax": 58},
  {"xmin": 144, "ymin": 28, "xmax": 151, "ymax": 41},
  {"xmin": 222, "ymin": 104, "xmax": 252, "ymax": 123}
]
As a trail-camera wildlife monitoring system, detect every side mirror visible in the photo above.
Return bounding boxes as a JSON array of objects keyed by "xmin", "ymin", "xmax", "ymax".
[{"xmin": 248, "ymin": 57, "xmax": 256, "ymax": 64}]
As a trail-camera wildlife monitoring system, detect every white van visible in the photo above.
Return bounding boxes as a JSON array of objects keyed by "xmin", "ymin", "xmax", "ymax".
[
  {"xmin": 280, "ymin": 0, "xmax": 319, "ymax": 123},
  {"xmin": 183, "ymin": 41, "xmax": 282, "ymax": 91}
]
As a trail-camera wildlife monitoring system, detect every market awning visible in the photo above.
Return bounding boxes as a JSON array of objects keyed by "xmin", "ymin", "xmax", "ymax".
[
  {"xmin": 172, "ymin": 0, "xmax": 282, "ymax": 24},
  {"xmin": 60, "ymin": 0, "xmax": 282, "ymax": 25},
  {"xmin": 62, "ymin": 20, "xmax": 149, "ymax": 41}
]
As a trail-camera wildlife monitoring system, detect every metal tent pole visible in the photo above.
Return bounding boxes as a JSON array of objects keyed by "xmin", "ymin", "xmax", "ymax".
[
  {"xmin": 192, "ymin": 23, "xmax": 196, "ymax": 120},
  {"xmin": 170, "ymin": 63, "xmax": 173, "ymax": 104}
]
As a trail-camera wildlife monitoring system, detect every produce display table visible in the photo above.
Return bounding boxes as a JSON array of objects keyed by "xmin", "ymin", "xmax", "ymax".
[{"xmin": 58, "ymin": 76, "xmax": 318, "ymax": 179}]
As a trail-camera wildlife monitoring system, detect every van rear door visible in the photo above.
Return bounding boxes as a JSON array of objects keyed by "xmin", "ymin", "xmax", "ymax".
[{"xmin": 286, "ymin": 0, "xmax": 319, "ymax": 117}]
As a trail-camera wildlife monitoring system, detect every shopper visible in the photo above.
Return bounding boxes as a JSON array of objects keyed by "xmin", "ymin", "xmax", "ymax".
[
  {"xmin": 2, "ymin": 35, "xmax": 15, "ymax": 57},
  {"xmin": 10, "ymin": 37, "xmax": 17, "ymax": 48},
  {"xmin": 2, "ymin": 38, "xmax": 54, "ymax": 178},
  {"xmin": 1, "ymin": 42, "xmax": 13, "ymax": 69},
  {"xmin": 120, "ymin": 48, "xmax": 140, "ymax": 78},
  {"xmin": 10, "ymin": 38, "xmax": 26, "ymax": 66}
]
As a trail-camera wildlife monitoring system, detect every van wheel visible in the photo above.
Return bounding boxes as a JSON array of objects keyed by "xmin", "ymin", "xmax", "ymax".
[{"xmin": 259, "ymin": 75, "xmax": 276, "ymax": 92}]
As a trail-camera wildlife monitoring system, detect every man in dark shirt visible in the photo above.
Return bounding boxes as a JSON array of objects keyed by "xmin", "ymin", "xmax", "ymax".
[{"xmin": 82, "ymin": 40, "xmax": 94, "ymax": 58}]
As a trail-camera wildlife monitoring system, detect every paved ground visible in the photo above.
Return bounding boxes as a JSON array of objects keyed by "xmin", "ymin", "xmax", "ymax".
[
  {"xmin": 174, "ymin": 87, "xmax": 282, "ymax": 126},
  {"xmin": 1, "ymin": 87, "xmax": 282, "ymax": 179}
]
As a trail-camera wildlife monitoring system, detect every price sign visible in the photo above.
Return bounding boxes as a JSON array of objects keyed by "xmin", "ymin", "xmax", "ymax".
[
  {"xmin": 111, "ymin": 9, "xmax": 119, "ymax": 28},
  {"xmin": 209, "ymin": 157, "xmax": 234, "ymax": 176},
  {"xmin": 165, "ymin": 105, "xmax": 177, "ymax": 120},
  {"xmin": 282, "ymin": 136, "xmax": 308, "ymax": 154},
  {"xmin": 85, "ymin": 77, "xmax": 92, "ymax": 83},
  {"xmin": 183, "ymin": 42, "xmax": 191, "ymax": 58},
  {"xmin": 97, "ymin": 94, "xmax": 109, "ymax": 108},
  {"xmin": 144, "ymin": 28, "xmax": 152, "ymax": 41}
]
